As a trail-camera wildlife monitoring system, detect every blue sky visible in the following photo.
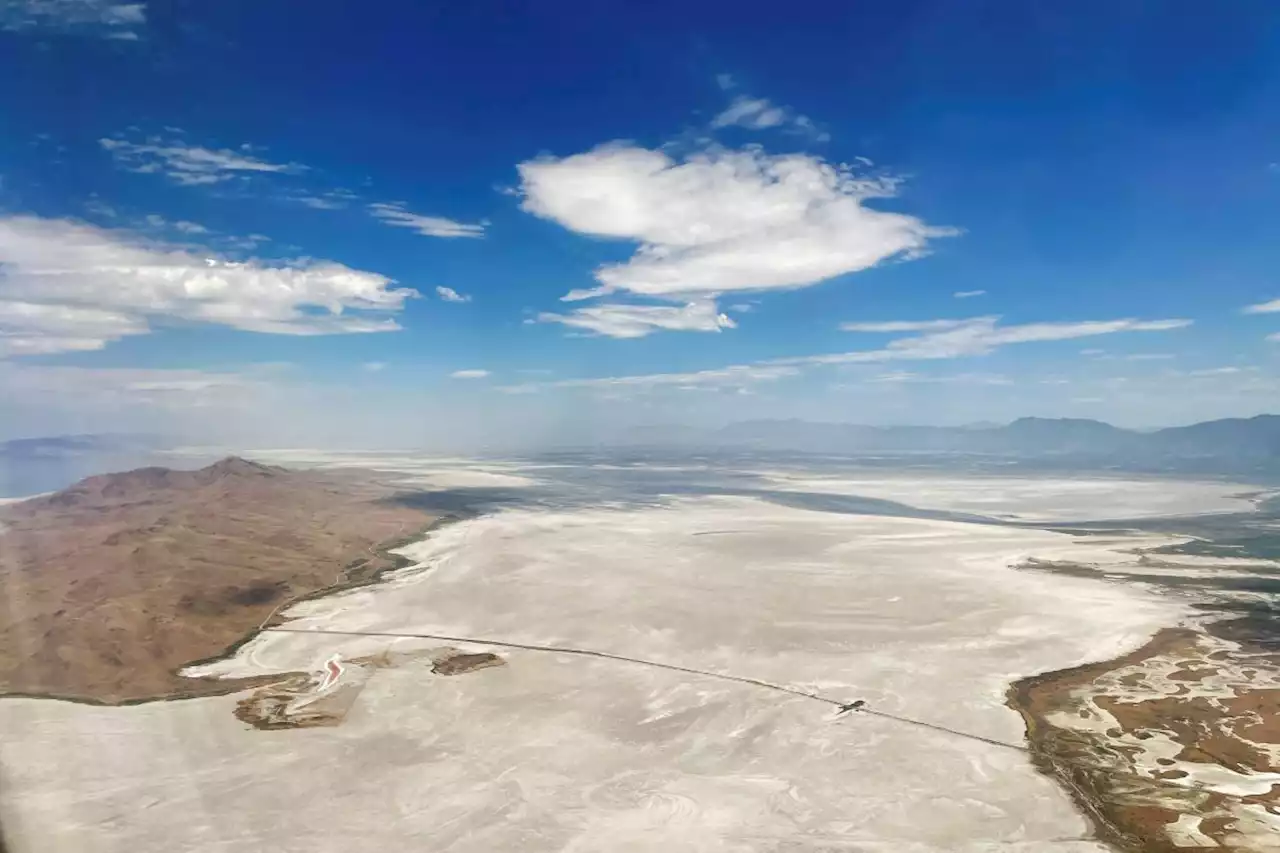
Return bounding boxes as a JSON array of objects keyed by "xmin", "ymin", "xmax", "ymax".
[{"xmin": 1, "ymin": 1, "xmax": 1278, "ymax": 445}]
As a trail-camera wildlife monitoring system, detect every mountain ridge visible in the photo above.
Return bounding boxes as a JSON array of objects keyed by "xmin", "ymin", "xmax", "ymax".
[{"xmin": 626, "ymin": 414, "xmax": 1280, "ymax": 473}]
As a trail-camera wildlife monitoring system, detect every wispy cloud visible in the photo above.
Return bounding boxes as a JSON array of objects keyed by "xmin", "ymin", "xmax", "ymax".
[
  {"xmin": 0, "ymin": 214, "xmax": 417, "ymax": 356},
  {"xmin": 142, "ymin": 214, "xmax": 209, "ymax": 235},
  {"xmin": 500, "ymin": 363, "xmax": 797, "ymax": 394},
  {"xmin": 1, "ymin": 0, "xmax": 145, "ymax": 39},
  {"xmin": 363, "ymin": 361, "xmax": 387, "ymax": 372},
  {"xmin": 778, "ymin": 316, "xmax": 1192, "ymax": 366},
  {"xmin": 953, "ymin": 290, "xmax": 986, "ymax": 299},
  {"xmin": 1244, "ymin": 297, "xmax": 1280, "ymax": 314},
  {"xmin": 536, "ymin": 300, "xmax": 736, "ymax": 338},
  {"xmin": 289, "ymin": 189, "xmax": 359, "ymax": 210},
  {"xmin": 840, "ymin": 319, "xmax": 972, "ymax": 333},
  {"xmin": 450, "ymin": 369, "xmax": 490, "ymax": 379},
  {"xmin": 435, "ymin": 285, "xmax": 472, "ymax": 303},
  {"xmin": 866, "ymin": 371, "xmax": 1013, "ymax": 386},
  {"xmin": 367, "ymin": 202, "xmax": 485, "ymax": 239},
  {"xmin": 502, "ymin": 314, "xmax": 1191, "ymax": 396},
  {"xmin": 100, "ymin": 133, "xmax": 307, "ymax": 186},
  {"xmin": 1185, "ymin": 366, "xmax": 1251, "ymax": 377},
  {"xmin": 711, "ymin": 94, "xmax": 828, "ymax": 142}
]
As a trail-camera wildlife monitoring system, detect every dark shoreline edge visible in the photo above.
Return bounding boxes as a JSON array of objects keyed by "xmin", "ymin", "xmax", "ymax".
[
  {"xmin": 1005, "ymin": 628, "xmax": 1199, "ymax": 853},
  {"xmin": 0, "ymin": 511, "xmax": 474, "ymax": 709}
]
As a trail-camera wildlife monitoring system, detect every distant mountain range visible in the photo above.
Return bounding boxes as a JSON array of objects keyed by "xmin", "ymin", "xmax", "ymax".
[
  {"xmin": 626, "ymin": 415, "xmax": 1280, "ymax": 476},
  {"xmin": 0, "ymin": 433, "xmax": 163, "ymax": 459},
  {"xmin": 0, "ymin": 434, "xmax": 175, "ymax": 498}
]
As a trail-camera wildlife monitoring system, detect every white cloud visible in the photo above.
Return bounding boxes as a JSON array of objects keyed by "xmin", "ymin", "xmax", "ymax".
[
  {"xmin": 1, "ymin": 0, "xmax": 144, "ymax": 37},
  {"xmin": 1244, "ymin": 298, "xmax": 1280, "ymax": 314},
  {"xmin": 435, "ymin": 285, "xmax": 472, "ymax": 303},
  {"xmin": 953, "ymin": 290, "xmax": 986, "ymax": 298},
  {"xmin": 1269, "ymin": 332, "xmax": 1280, "ymax": 343},
  {"xmin": 363, "ymin": 361, "xmax": 387, "ymax": 372},
  {"xmin": 500, "ymin": 363, "xmax": 797, "ymax": 394},
  {"xmin": 776, "ymin": 316, "xmax": 1192, "ymax": 366},
  {"xmin": 840, "ymin": 319, "xmax": 972, "ymax": 333},
  {"xmin": 0, "ymin": 215, "xmax": 417, "ymax": 356},
  {"xmin": 715, "ymin": 73, "xmax": 736, "ymax": 91},
  {"xmin": 451, "ymin": 369, "xmax": 490, "ymax": 379},
  {"xmin": 368, "ymin": 203, "xmax": 485, "ymax": 239},
  {"xmin": 100, "ymin": 134, "xmax": 307, "ymax": 185},
  {"xmin": 518, "ymin": 144, "xmax": 951, "ymax": 304},
  {"xmin": 536, "ymin": 300, "xmax": 736, "ymax": 338}
]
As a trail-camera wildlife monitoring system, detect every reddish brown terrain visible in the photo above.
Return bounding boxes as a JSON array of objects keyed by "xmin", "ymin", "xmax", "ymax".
[
  {"xmin": 1010, "ymin": 625, "xmax": 1280, "ymax": 852},
  {"xmin": 0, "ymin": 458, "xmax": 437, "ymax": 703}
]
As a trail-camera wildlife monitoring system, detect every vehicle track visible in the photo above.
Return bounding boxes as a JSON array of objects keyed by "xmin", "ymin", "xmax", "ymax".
[{"xmin": 265, "ymin": 625, "xmax": 1027, "ymax": 751}]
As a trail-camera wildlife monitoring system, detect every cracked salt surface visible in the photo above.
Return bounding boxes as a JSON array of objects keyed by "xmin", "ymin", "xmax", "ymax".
[{"xmin": 0, "ymin": 473, "xmax": 1216, "ymax": 852}]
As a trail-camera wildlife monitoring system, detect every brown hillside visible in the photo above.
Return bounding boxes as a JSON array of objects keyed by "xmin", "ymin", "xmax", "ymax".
[{"xmin": 0, "ymin": 458, "xmax": 436, "ymax": 703}]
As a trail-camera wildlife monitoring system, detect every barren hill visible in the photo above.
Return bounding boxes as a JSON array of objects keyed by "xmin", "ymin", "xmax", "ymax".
[{"xmin": 0, "ymin": 458, "xmax": 437, "ymax": 703}]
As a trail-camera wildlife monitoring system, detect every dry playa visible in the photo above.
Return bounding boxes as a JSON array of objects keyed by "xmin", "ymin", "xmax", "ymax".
[{"xmin": 0, "ymin": 475, "xmax": 1210, "ymax": 853}]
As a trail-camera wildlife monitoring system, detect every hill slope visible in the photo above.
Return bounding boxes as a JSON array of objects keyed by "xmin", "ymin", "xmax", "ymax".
[{"xmin": 0, "ymin": 458, "xmax": 436, "ymax": 702}]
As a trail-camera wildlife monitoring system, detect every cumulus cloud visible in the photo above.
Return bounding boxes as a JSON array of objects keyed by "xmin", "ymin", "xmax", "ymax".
[
  {"xmin": 518, "ymin": 144, "xmax": 951, "ymax": 305},
  {"xmin": 1244, "ymin": 298, "xmax": 1280, "ymax": 314},
  {"xmin": 100, "ymin": 134, "xmax": 307, "ymax": 185},
  {"xmin": 1, "ymin": 0, "xmax": 144, "ymax": 38},
  {"xmin": 500, "ymin": 363, "xmax": 797, "ymax": 394},
  {"xmin": 435, "ymin": 285, "xmax": 472, "ymax": 303},
  {"xmin": 450, "ymin": 369, "xmax": 490, "ymax": 379},
  {"xmin": 779, "ymin": 316, "xmax": 1192, "ymax": 365},
  {"xmin": 536, "ymin": 300, "xmax": 736, "ymax": 338},
  {"xmin": 953, "ymin": 290, "xmax": 986, "ymax": 298},
  {"xmin": 0, "ymin": 215, "xmax": 417, "ymax": 356},
  {"xmin": 368, "ymin": 203, "xmax": 485, "ymax": 238}
]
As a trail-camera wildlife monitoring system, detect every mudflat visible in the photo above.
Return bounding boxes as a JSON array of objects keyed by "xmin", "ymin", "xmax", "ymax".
[{"xmin": 0, "ymin": 457, "xmax": 436, "ymax": 703}]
